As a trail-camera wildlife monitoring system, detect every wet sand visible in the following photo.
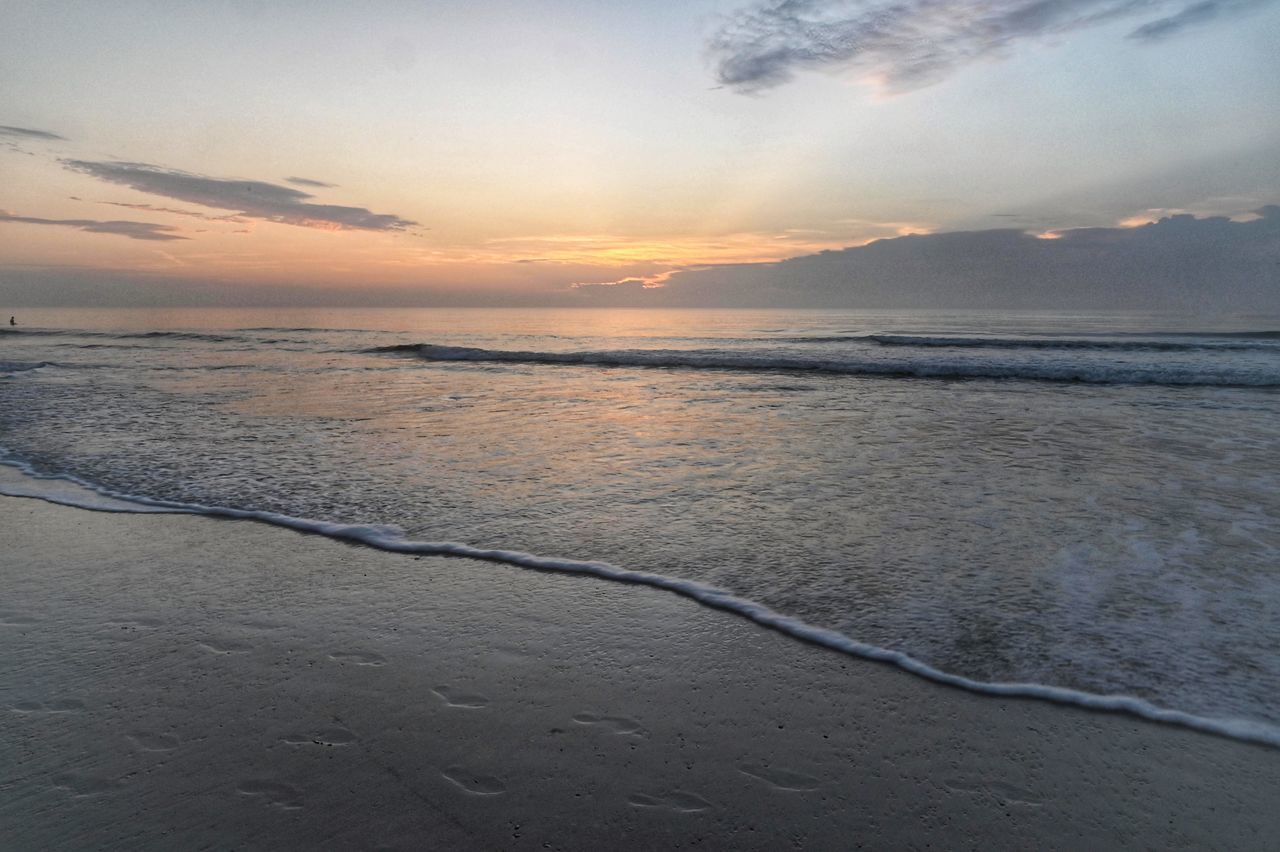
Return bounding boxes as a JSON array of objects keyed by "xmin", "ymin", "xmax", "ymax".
[{"xmin": 1, "ymin": 495, "xmax": 1277, "ymax": 850}]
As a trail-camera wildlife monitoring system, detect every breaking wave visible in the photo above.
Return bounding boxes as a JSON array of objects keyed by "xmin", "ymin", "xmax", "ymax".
[
  {"xmin": 0, "ymin": 360, "xmax": 48, "ymax": 376},
  {"xmin": 366, "ymin": 343, "xmax": 1280, "ymax": 387},
  {"xmin": 864, "ymin": 334, "xmax": 1280, "ymax": 351}
]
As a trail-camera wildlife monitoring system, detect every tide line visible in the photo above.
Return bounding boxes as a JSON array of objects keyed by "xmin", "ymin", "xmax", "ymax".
[{"xmin": 2, "ymin": 450, "xmax": 1277, "ymax": 750}]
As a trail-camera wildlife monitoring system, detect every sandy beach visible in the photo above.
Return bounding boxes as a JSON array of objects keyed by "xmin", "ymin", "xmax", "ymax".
[{"xmin": 2, "ymin": 494, "xmax": 1277, "ymax": 850}]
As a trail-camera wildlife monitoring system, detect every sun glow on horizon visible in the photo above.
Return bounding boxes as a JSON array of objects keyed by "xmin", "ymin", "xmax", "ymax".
[{"xmin": 2, "ymin": 1, "xmax": 1278, "ymax": 305}]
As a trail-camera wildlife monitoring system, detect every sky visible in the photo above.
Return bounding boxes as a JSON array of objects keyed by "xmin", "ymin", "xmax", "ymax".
[{"xmin": 2, "ymin": 0, "xmax": 1278, "ymax": 307}]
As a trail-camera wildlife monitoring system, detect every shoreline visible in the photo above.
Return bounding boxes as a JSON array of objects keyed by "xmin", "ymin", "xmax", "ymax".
[
  {"xmin": 3, "ymin": 494, "xmax": 1278, "ymax": 849},
  {"xmin": 5, "ymin": 459, "xmax": 1275, "ymax": 749}
]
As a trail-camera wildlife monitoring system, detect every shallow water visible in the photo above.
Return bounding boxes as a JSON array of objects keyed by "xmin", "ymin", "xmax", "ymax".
[{"xmin": 2, "ymin": 307, "xmax": 1278, "ymax": 731}]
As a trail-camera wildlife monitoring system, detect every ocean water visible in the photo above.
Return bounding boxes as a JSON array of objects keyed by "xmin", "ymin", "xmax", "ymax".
[{"xmin": 2, "ymin": 307, "xmax": 1278, "ymax": 741}]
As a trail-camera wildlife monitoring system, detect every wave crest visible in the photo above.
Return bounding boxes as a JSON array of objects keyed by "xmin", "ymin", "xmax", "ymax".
[
  {"xmin": 365, "ymin": 343, "xmax": 1280, "ymax": 387},
  {"xmin": 865, "ymin": 334, "xmax": 1280, "ymax": 352}
]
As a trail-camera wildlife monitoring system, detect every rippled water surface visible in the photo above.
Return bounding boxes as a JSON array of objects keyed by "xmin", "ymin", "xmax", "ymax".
[{"xmin": 2, "ymin": 307, "xmax": 1278, "ymax": 728}]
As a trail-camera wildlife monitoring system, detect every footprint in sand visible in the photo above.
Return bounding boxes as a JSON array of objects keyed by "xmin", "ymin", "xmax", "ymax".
[
  {"xmin": 431, "ymin": 685, "xmax": 489, "ymax": 709},
  {"xmin": 328, "ymin": 651, "xmax": 387, "ymax": 666},
  {"xmin": 737, "ymin": 763, "xmax": 822, "ymax": 792},
  {"xmin": 10, "ymin": 699, "xmax": 86, "ymax": 714},
  {"xmin": 945, "ymin": 778, "xmax": 1042, "ymax": 807},
  {"xmin": 52, "ymin": 771, "xmax": 122, "ymax": 797},
  {"xmin": 280, "ymin": 727, "xmax": 358, "ymax": 747},
  {"xmin": 572, "ymin": 713, "xmax": 648, "ymax": 737},
  {"xmin": 197, "ymin": 639, "xmax": 252, "ymax": 655},
  {"xmin": 628, "ymin": 790, "xmax": 712, "ymax": 813},
  {"xmin": 441, "ymin": 766, "xmax": 506, "ymax": 796},
  {"xmin": 106, "ymin": 617, "xmax": 163, "ymax": 629},
  {"xmin": 46, "ymin": 699, "xmax": 85, "ymax": 712},
  {"xmin": 128, "ymin": 731, "xmax": 181, "ymax": 752},
  {"xmin": 239, "ymin": 619, "xmax": 285, "ymax": 630},
  {"xmin": 237, "ymin": 780, "xmax": 304, "ymax": 810},
  {"xmin": 986, "ymin": 781, "xmax": 1042, "ymax": 806}
]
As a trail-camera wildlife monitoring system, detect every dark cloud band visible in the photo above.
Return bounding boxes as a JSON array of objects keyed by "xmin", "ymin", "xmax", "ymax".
[
  {"xmin": 0, "ymin": 124, "xmax": 66, "ymax": 141},
  {"xmin": 0, "ymin": 211, "xmax": 187, "ymax": 241},
  {"xmin": 575, "ymin": 206, "xmax": 1280, "ymax": 311},
  {"xmin": 63, "ymin": 160, "xmax": 416, "ymax": 232}
]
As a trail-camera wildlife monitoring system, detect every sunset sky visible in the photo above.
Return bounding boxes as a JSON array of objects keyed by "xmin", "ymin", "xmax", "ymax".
[{"xmin": 2, "ymin": 0, "xmax": 1278, "ymax": 305}]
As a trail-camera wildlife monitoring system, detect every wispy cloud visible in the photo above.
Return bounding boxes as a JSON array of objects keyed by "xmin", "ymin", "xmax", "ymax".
[
  {"xmin": 91, "ymin": 199, "xmax": 249, "ymax": 223},
  {"xmin": 483, "ymin": 226, "xmax": 903, "ymax": 267},
  {"xmin": 570, "ymin": 269, "xmax": 691, "ymax": 290},
  {"xmin": 285, "ymin": 176, "xmax": 338, "ymax": 188},
  {"xmin": 62, "ymin": 160, "xmax": 417, "ymax": 232},
  {"xmin": 152, "ymin": 249, "xmax": 190, "ymax": 266},
  {"xmin": 1, "ymin": 124, "xmax": 67, "ymax": 156},
  {"xmin": 709, "ymin": 0, "xmax": 1274, "ymax": 94},
  {"xmin": 0, "ymin": 124, "xmax": 66, "ymax": 141},
  {"xmin": 0, "ymin": 211, "xmax": 187, "ymax": 241},
  {"xmin": 1128, "ymin": 0, "xmax": 1265, "ymax": 40}
]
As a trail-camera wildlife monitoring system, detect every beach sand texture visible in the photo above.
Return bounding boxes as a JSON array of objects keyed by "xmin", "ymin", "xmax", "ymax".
[{"xmin": 2, "ymin": 496, "xmax": 1277, "ymax": 850}]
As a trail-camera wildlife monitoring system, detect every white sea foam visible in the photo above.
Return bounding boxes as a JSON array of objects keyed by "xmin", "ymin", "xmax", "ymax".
[{"xmin": 2, "ymin": 449, "xmax": 1277, "ymax": 750}]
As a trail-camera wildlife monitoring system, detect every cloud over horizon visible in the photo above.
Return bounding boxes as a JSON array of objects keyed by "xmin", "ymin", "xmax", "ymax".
[
  {"xmin": 710, "ymin": 0, "xmax": 1274, "ymax": 93},
  {"xmin": 0, "ymin": 211, "xmax": 187, "ymax": 241},
  {"xmin": 62, "ymin": 160, "xmax": 417, "ymax": 233},
  {"xmin": 4, "ymin": 208, "xmax": 1276, "ymax": 309},
  {"xmin": 575, "ymin": 206, "xmax": 1280, "ymax": 311}
]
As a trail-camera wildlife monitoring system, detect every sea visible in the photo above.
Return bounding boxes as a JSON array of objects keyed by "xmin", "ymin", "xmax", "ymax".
[{"xmin": 2, "ymin": 307, "xmax": 1278, "ymax": 744}]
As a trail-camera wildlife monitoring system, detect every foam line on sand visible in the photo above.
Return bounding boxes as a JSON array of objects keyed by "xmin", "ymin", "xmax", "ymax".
[
  {"xmin": 3, "ymin": 494, "xmax": 1279, "ymax": 849},
  {"xmin": 3, "ymin": 452, "xmax": 1277, "ymax": 750}
]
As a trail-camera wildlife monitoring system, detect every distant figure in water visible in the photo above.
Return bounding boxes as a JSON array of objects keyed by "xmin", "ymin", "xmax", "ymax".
[{"xmin": 8, "ymin": 316, "xmax": 13, "ymax": 326}]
